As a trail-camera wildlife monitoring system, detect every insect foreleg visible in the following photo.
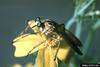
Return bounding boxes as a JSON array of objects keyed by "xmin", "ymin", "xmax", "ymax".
[
  {"xmin": 19, "ymin": 25, "xmax": 30, "ymax": 36},
  {"xmin": 26, "ymin": 40, "xmax": 46, "ymax": 57},
  {"xmin": 53, "ymin": 40, "xmax": 60, "ymax": 67}
]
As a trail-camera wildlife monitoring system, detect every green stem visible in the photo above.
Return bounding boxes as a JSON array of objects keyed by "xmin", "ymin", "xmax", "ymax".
[
  {"xmin": 65, "ymin": 15, "xmax": 76, "ymax": 29},
  {"xmin": 65, "ymin": 0, "xmax": 94, "ymax": 30},
  {"xmin": 92, "ymin": 19, "xmax": 100, "ymax": 30},
  {"xmin": 77, "ymin": 0, "xmax": 94, "ymax": 15},
  {"xmin": 75, "ymin": 20, "xmax": 82, "ymax": 38}
]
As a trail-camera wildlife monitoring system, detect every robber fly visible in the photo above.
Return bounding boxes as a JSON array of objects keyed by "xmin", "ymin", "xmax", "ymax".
[
  {"xmin": 27, "ymin": 17, "xmax": 83, "ymax": 62},
  {"xmin": 34, "ymin": 17, "xmax": 83, "ymax": 55}
]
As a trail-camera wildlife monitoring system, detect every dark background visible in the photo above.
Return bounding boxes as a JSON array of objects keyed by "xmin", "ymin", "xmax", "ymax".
[{"xmin": 0, "ymin": 0, "xmax": 100, "ymax": 67}]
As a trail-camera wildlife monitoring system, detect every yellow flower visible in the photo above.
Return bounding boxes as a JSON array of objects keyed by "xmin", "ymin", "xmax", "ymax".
[{"xmin": 12, "ymin": 18, "xmax": 82, "ymax": 67}]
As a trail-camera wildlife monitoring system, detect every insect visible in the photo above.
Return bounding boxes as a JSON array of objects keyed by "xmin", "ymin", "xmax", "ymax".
[{"xmin": 12, "ymin": 17, "xmax": 83, "ymax": 67}]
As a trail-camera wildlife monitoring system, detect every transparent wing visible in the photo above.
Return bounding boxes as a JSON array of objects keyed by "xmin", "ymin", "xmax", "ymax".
[
  {"xmin": 64, "ymin": 30, "xmax": 83, "ymax": 55},
  {"xmin": 57, "ymin": 24, "xmax": 83, "ymax": 55}
]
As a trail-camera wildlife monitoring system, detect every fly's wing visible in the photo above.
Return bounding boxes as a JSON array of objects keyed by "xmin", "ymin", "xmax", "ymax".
[
  {"xmin": 65, "ymin": 30, "xmax": 82, "ymax": 47},
  {"xmin": 57, "ymin": 24, "xmax": 83, "ymax": 55},
  {"xmin": 12, "ymin": 34, "xmax": 46, "ymax": 57},
  {"xmin": 64, "ymin": 32, "xmax": 83, "ymax": 55}
]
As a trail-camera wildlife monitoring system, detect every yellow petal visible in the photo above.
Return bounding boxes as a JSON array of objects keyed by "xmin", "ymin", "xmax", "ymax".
[
  {"xmin": 49, "ymin": 47, "xmax": 58, "ymax": 67},
  {"xmin": 52, "ymin": 39, "xmax": 72, "ymax": 64},
  {"xmin": 36, "ymin": 49, "xmax": 45, "ymax": 67},
  {"xmin": 36, "ymin": 47, "xmax": 58, "ymax": 67},
  {"xmin": 44, "ymin": 47, "xmax": 50, "ymax": 67},
  {"xmin": 12, "ymin": 34, "xmax": 46, "ymax": 57}
]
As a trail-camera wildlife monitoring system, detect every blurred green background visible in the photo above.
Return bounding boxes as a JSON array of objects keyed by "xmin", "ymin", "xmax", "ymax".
[{"xmin": 0, "ymin": 0, "xmax": 100, "ymax": 67}]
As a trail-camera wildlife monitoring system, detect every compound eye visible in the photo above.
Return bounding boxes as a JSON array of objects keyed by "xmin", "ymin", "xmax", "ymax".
[
  {"xmin": 35, "ymin": 17, "xmax": 41, "ymax": 26},
  {"xmin": 35, "ymin": 20, "xmax": 41, "ymax": 26}
]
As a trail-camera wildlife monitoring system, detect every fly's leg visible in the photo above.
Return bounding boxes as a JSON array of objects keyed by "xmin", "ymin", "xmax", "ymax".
[
  {"xmin": 19, "ymin": 25, "xmax": 30, "ymax": 35},
  {"xmin": 26, "ymin": 40, "xmax": 46, "ymax": 57},
  {"xmin": 54, "ymin": 41, "xmax": 60, "ymax": 67}
]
